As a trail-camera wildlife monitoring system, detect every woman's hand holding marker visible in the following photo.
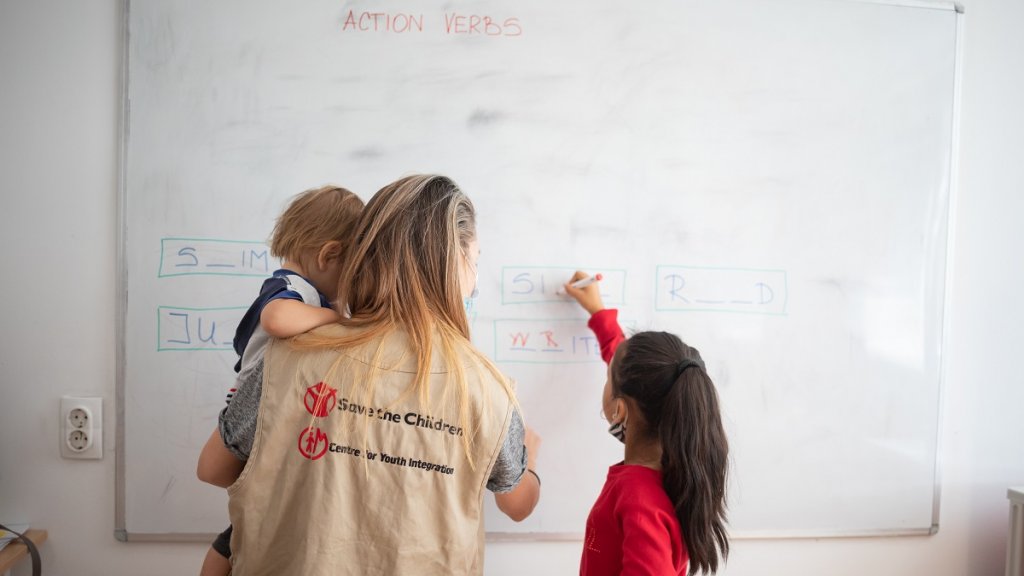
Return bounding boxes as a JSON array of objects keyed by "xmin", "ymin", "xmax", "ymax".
[{"xmin": 563, "ymin": 271, "xmax": 606, "ymax": 315}]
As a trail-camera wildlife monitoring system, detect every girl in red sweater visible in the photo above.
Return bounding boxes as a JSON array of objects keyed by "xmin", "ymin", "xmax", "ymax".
[{"xmin": 564, "ymin": 271, "xmax": 730, "ymax": 576}]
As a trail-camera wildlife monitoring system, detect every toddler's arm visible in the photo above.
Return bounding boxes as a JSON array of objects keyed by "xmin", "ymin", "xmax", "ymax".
[
  {"xmin": 260, "ymin": 298, "xmax": 339, "ymax": 338},
  {"xmin": 197, "ymin": 359, "xmax": 264, "ymax": 487}
]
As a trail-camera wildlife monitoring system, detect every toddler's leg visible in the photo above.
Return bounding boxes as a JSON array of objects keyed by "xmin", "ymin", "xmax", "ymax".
[{"xmin": 200, "ymin": 525, "xmax": 233, "ymax": 576}]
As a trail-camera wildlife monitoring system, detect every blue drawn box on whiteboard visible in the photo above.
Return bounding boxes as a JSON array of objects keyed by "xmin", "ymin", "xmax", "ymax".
[
  {"xmin": 492, "ymin": 318, "xmax": 604, "ymax": 364},
  {"xmin": 655, "ymin": 266, "xmax": 788, "ymax": 315},
  {"xmin": 158, "ymin": 237, "xmax": 277, "ymax": 278},
  {"xmin": 500, "ymin": 266, "xmax": 627, "ymax": 305},
  {"xmin": 156, "ymin": 306, "xmax": 246, "ymax": 351}
]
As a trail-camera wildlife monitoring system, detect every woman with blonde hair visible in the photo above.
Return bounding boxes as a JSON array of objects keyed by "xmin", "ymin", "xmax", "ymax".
[{"xmin": 199, "ymin": 175, "xmax": 540, "ymax": 575}]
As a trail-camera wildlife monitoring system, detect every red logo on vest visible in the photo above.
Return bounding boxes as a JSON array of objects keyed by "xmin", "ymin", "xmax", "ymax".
[
  {"xmin": 304, "ymin": 382, "xmax": 337, "ymax": 417},
  {"xmin": 297, "ymin": 426, "xmax": 329, "ymax": 460}
]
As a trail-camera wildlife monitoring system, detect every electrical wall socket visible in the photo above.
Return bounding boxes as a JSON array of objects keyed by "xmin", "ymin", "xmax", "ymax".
[{"xmin": 61, "ymin": 396, "xmax": 102, "ymax": 460}]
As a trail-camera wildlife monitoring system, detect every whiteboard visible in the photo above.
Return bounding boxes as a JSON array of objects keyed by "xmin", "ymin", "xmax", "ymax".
[{"xmin": 118, "ymin": 0, "xmax": 960, "ymax": 540}]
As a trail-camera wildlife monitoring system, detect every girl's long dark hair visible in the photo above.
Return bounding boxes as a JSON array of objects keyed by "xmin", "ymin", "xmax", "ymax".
[{"xmin": 613, "ymin": 331, "xmax": 729, "ymax": 575}]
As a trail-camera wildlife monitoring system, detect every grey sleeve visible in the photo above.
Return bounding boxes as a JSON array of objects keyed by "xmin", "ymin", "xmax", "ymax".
[
  {"xmin": 486, "ymin": 408, "xmax": 528, "ymax": 494},
  {"xmin": 218, "ymin": 360, "xmax": 264, "ymax": 461}
]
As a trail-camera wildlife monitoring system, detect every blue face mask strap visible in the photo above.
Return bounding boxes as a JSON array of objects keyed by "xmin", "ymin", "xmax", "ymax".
[{"xmin": 460, "ymin": 248, "xmax": 479, "ymax": 300}]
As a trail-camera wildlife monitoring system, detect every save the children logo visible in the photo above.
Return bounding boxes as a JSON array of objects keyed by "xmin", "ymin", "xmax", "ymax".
[
  {"xmin": 297, "ymin": 426, "xmax": 329, "ymax": 460},
  {"xmin": 304, "ymin": 382, "xmax": 337, "ymax": 417}
]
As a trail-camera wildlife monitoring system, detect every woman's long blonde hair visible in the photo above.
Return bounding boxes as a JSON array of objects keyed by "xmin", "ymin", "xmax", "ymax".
[{"xmin": 295, "ymin": 174, "xmax": 512, "ymax": 465}]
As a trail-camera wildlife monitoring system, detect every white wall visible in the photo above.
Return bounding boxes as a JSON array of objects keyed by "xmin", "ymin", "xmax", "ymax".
[{"xmin": 0, "ymin": 0, "xmax": 1021, "ymax": 575}]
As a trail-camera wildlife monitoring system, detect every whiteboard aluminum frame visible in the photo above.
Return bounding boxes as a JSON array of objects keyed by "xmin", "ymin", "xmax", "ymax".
[
  {"xmin": 488, "ymin": 526, "xmax": 938, "ymax": 541},
  {"xmin": 836, "ymin": 0, "xmax": 962, "ymax": 12},
  {"xmin": 928, "ymin": 1, "xmax": 966, "ymax": 539},
  {"xmin": 113, "ymin": 0, "xmax": 965, "ymax": 543},
  {"xmin": 114, "ymin": 0, "xmax": 132, "ymax": 543}
]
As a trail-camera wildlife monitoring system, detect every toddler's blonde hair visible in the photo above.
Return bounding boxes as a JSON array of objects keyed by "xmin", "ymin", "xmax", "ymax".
[{"xmin": 270, "ymin": 185, "xmax": 364, "ymax": 263}]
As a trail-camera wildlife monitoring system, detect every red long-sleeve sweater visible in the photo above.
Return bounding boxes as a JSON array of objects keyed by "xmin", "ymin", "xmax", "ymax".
[
  {"xmin": 580, "ymin": 309, "xmax": 688, "ymax": 576},
  {"xmin": 580, "ymin": 464, "xmax": 688, "ymax": 576},
  {"xmin": 587, "ymin": 308, "xmax": 626, "ymax": 364}
]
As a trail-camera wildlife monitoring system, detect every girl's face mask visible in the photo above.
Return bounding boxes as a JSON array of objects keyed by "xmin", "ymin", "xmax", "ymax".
[
  {"xmin": 603, "ymin": 362, "xmax": 626, "ymax": 443},
  {"xmin": 608, "ymin": 418, "xmax": 626, "ymax": 443}
]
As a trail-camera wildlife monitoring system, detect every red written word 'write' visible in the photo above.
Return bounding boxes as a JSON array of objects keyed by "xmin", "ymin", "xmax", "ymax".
[{"xmin": 341, "ymin": 10, "xmax": 522, "ymax": 37}]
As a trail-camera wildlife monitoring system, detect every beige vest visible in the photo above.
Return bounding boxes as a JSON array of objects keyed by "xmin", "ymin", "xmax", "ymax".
[{"xmin": 228, "ymin": 325, "xmax": 514, "ymax": 576}]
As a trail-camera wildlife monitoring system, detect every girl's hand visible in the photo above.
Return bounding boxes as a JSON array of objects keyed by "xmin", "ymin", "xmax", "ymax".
[{"xmin": 563, "ymin": 270, "xmax": 605, "ymax": 316}]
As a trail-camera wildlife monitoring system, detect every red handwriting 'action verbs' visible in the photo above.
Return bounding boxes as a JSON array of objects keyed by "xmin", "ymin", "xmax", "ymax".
[
  {"xmin": 444, "ymin": 13, "xmax": 522, "ymax": 37},
  {"xmin": 340, "ymin": 10, "xmax": 521, "ymax": 37},
  {"xmin": 342, "ymin": 11, "xmax": 425, "ymax": 33}
]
